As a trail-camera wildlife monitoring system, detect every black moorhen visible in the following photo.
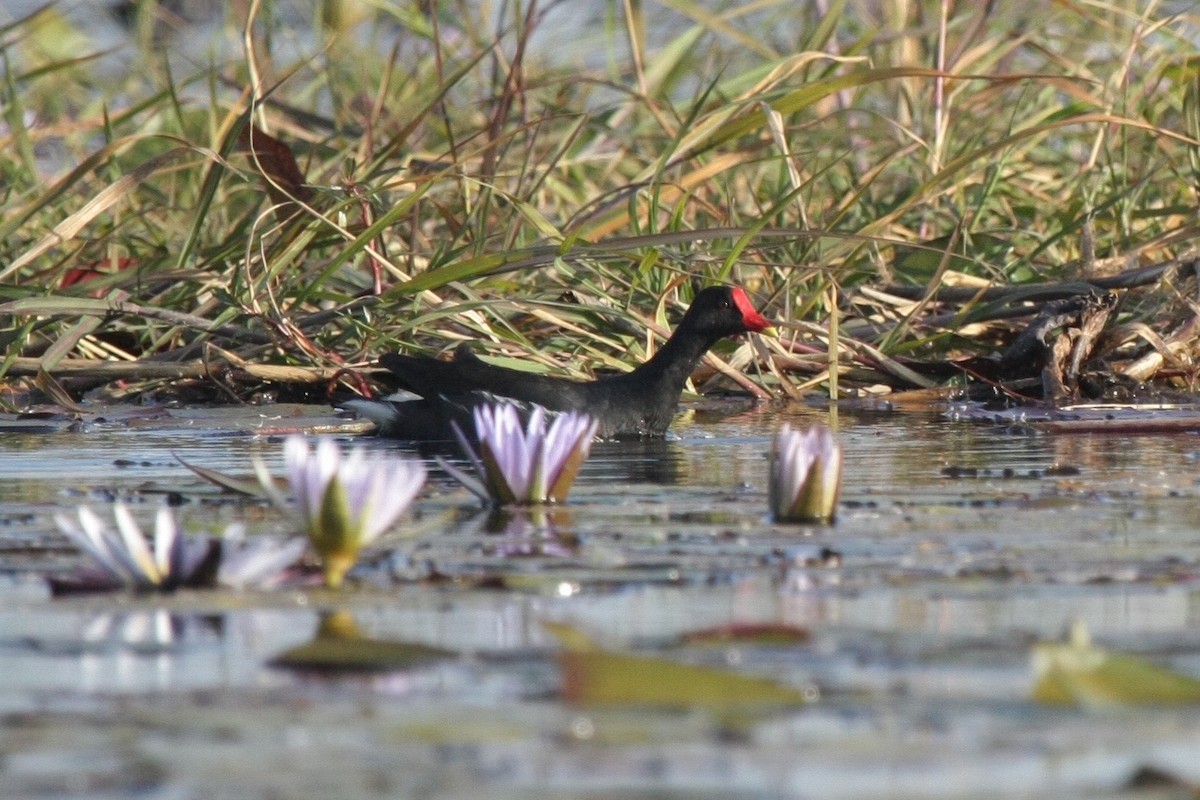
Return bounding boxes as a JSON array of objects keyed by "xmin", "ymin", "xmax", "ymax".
[{"xmin": 345, "ymin": 285, "xmax": 776, "ymax": 440}]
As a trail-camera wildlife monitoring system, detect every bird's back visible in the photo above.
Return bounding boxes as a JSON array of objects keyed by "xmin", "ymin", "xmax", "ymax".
[{"xmin": 380, "ymin": 346, "xmax": 592, "ymax": 411}]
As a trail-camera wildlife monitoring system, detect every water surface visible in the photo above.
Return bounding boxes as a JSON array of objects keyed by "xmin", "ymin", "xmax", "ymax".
[{"xmin": 3, "ymin": 402, "xmax": 1200, "ymax": 799}]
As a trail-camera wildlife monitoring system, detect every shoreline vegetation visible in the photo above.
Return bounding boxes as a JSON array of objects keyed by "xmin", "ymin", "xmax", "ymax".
[{"xmin": 3, "ymin": 1, "xmax": 1200, "ymax": 414}]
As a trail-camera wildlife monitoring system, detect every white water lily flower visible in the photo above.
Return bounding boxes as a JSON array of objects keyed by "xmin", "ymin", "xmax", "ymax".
[
  {"xmin": 769, "ymin": 423, "xmax": 843, "ymax": 523},
  {"xmin": 54, "ymin": 502, "xmax": 215, "ymax": 590},
  {"xmin": 258, "ymin": 436, "xmax": 427, "ymax": 588},
  {"xmin": 442, "ymin": 404, "xmax": 598, "ymax": 505},
  {"xmin": 217, "ymin": 524, "xmax": 310, "ymax": 590}
]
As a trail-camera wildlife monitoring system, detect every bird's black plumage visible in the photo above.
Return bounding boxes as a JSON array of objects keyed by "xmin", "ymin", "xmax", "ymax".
[{"xmin": 344, "ymin": 286, "xmax": 774, "ymax": 440}]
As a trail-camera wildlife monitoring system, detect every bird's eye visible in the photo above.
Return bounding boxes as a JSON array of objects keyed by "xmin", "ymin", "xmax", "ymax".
[{"xmin": 718, "ymin": 299, "xmax": 729, "ymax": 308}]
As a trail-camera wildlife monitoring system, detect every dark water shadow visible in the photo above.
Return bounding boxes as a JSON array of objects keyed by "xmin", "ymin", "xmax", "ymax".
[{"xmin": 587, "ymin": 438, "xmax": 685, "ymax": 485}]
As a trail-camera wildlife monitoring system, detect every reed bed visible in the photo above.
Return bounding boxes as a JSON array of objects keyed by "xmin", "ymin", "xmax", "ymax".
[{"xmin": 2, "ymin": 0, "xmax": 1198, "ymax": 406}]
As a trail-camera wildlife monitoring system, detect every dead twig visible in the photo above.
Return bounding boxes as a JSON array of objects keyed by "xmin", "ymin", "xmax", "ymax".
[{"xmin": 4, "ymin": 357, "xmax": 365, "ymax": 384}]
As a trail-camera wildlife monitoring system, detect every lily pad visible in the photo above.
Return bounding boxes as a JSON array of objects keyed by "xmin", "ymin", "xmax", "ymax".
[
  {"xmin": 270, "ymin": 610, "xmax": 456, "ymax": 672},
  {"xmin": 545, "ymin": 621, "xmax": 813, "ymax": 710},
  {"xmin": 1032, "ymin": 621, "xmax": 1200, "ymax": 706}
]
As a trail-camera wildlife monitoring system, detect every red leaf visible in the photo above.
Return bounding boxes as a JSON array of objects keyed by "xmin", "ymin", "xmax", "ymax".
[{"xmin": 60, "ymin": 256, "xmax": 139, "ymax": 293}]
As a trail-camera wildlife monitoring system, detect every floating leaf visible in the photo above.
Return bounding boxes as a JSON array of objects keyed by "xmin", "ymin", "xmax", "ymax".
[
  {"xmin": 270, "ymin": 610, "xmax": 455, "ymax": 672},
  {"xmin": 1032, "ymin": 621, "xmax": 1200, "ymax": 706},
  {"xmin": 545, "ymin": 621, "xmax": 813, "ymax": 710}
]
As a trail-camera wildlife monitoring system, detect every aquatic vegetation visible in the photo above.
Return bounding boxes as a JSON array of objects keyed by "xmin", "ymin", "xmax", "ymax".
[
  {"xmin": 768, "ymin": 423, "xmax": 843, "ymax": 523},
  {"xmin": 269, "ymin": 609, "xmax": 455, "ymax": 672},
  {"xmin": 53, "ymin": 502, "xmax": 214, "ymax": 591},
  {"xmin": 1033, "ymin": 620, "xmax": 1200, "ymax": 706},
  {"xmin": 216, "ymin": 525, "xmax": 310, "ymax": 590},
  {"xmin": 442, "ymin": 405, "xmax": 598, "ymax": 506},
  {"xmin": 0, "ymin": 2, "xmax": 1196, "ymax": 416},
  {"xmin": 52, "ymin": 502, "xmax": 308, "ymax": 593},
  {"xmin": 260, "ymin": 436, "xmax": 426, "ymax": 588},
  {"xmin": 545, "ymin": 621, "xmax": 815, "ymax": 710}
]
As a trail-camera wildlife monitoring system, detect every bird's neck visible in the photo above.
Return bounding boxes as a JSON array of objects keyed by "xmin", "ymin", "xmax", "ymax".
[{"xmin": 629, "ymin": 328, "xmax": 719, "ymax": 392}]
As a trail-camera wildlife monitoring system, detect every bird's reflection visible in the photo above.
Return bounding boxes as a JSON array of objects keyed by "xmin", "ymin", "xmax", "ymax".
[{"xmin": 586, "ymin": 437, "xmax": 684, "ymax": 485}]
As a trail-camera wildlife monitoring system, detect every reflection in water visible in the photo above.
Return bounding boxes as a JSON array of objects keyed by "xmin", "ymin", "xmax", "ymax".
[
  {"xmin": 458, "ymin": 507, "xmax": 579, "ymax": 558},
  {"xmin": 269, "ymin": 609, "xmax": 455, "ymax": 674},
  {"xmin": 1, "ymin": 607, "xmax": 319, "ymax": 696},
  {"xmin": 587, "ymin": 438, "xmax": 684, "ymax": 484},
  {"xmin": 686, "ymin": 401, "xmax": 783, "ymax": 430},
  {"xmin": 69, "ymin": 611, "xmax": 223, "ymax": 656},
  {"xmin": 31, "ymin": 610, "xmax": 225, "ymax": 694}
]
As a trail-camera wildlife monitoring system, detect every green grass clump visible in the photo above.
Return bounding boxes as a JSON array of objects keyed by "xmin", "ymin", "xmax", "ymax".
[{"xmin": 1, "ymin": 0, "xmax": 1198, "ymax": 404}]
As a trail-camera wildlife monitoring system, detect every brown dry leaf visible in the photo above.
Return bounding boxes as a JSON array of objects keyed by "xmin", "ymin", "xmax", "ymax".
[{"xmin": 237, "ymin": 123, "xmax": 314, "ymax": 218}]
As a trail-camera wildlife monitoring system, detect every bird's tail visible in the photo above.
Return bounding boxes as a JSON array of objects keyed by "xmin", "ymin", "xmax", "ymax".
[{"xmin": 336, "ymin": 397, "xmax": 409, "ymax": 433}]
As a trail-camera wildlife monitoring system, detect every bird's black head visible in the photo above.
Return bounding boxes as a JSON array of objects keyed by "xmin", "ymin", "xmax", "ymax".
[{"xmin": 679, "ymin": 286, "xmax": 776, "ymax": 339}]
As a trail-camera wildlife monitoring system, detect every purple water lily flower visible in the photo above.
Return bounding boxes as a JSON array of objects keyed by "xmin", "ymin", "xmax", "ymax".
[
  {"xmin": 260, "ymin": 436, "xmax": 426, "ymax": 588},
  {"xmin": 442, "ymin": 404, "xmax": 597, "ymax": 505},
  {"xmin": 217, "ymin": 524, "xmax": 310, "ymax": 590},
  {"xmin": 769, "ymin": 423, "xmax": 843, "ymax": 523},
  {"xmin": 53, "ymin": 503, "xmax": 308, "ymax": 593},
  {"xmin": 53, "ymin": 502, "xmax": 215, "ymax": 591}
]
